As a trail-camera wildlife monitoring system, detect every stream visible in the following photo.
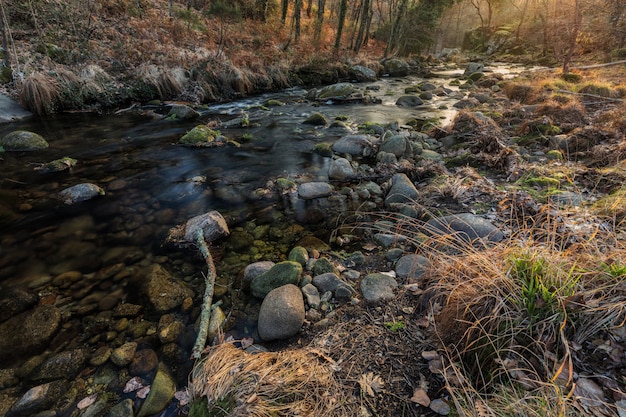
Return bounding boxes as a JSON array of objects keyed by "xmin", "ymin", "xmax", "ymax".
[{"xmin": 0, "ymin": 63, "xmax": 528, "ymax": 417}]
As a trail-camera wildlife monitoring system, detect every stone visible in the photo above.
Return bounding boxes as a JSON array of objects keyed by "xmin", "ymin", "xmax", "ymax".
[
  {"xmin": 181, "ymin": 211, "xmax": 230, "ymax": 244},
  {"xmin": 379, "ymin": 135, "xmax": 409, "ymax": 157},
  {"xmin": 332, "ymin": 134, "xmax": 374, "ymax": 156},
  {"xmin": 312, "ymin": 272, "xmax": 343, "ymax": 294},
  {"xmin": 316, "ymin": 83, "xmax": 356, "ymax": 100},
  {"xmin": 6, "ymin": 380, "xmax": 68, "ymax": 417},
  {"xmin": 295, "ymin": 235, "xmax": 331, "ymax": 252},
  {"xmin": 129, "ymin": 349, "xmax": 158, "ymax": 376},
  {"xmin": 298, "ymin": 182, "xmax": 333, "ymax": 200},
  {"xmin": 312, "ymin": 257, "xmax": 335, "ymax": 276},
  {"xmin": 58, "ymin": 183, "xmax": 105, "ymax": 205},
  {"xmin": 0, "ymin": 306, "xmax": 61, "ymax": 366},
  {"xmin": 0, "ymin": 130, "xmax": 48, "ymax": 151},
  {"xmin": 385, "ymin": 248, "xmax": 404, "ymax": 261},
  {"xmin": 79, "ymin": 398, "xmax": 108, "ymax": 417},
  {"xmin": 335, "ymin": 284, "xmax": 355, "ymax": 301},
  {"xmin": 90, "ymin": 347, "xmax": 112, "ymax": 366},
  {"xmin": 242, "ymin": 261, "xmax": 275, "ymax": 288},
  {"xmin": 207, "ymin": 306, "xmax": 226, "ymax": 342},
  {"xmin": 361, "ymin": 273, "xmax": 398, "ymax": 302},
  {"xmin": 464, "ymin": 62, "xmax": 484, "ymax": 75},
  {"xmin": 34, "ymin": 157, "xmax": 78, "ymax": 173},
  {"xmin": 107, "ymin": 399, "xmax": 134, "ymax": 417},
  {"xmin": 425, "ymin": 213, "xmax": 504, "ymax": 243},
  {"xmin": 395, "ymin": 254, "xmax": 429, "ymax": 279},
  {"xmin": 139, "ymin": 264, "xmax": 194, "ymax": 313},
  {"xmin": 301, "ymin": 284, "xmax": 321, "ymax": 309},
  {"xmin": 351, "ymin": 65, "xmax": 377, "ymax": 82},
  {"xmin": 430, "ymin": 398, "xmax": 451, "ymax": 415},
  {"xmin": 396, "ymin": 95, "xmax": 423, "ymax": 107},
  {"xmin": 111, "ymin": 342, "xmax": 137, "ymax": 367},
  {"xmin": 0, "ymin": 94, "xmax": 32, "ymax": 123},
  {"xmin": 0, "ymin": 287, "xmax": 38, "ymax": 323},
  {"xmin": 28, "ymin": 349, "xmax": 86, "ymax": 384},
  {"xmin": 251, "ymin": 261, "xmax": 303, "ymax": 298},
  {"xmin": 288, "ymin": 247, "xmax": 309, "ymax": 266},
  {"xmin": 136, "ymin": 363, "xmax": 176, "ymax": 417},
  {"xmin": 328, "ymin": 157, "xmax": 354, "ymax": 180},
  {"xmin": 158, "ymin": 321, "xmax": 185, "ymax": 344},
  {"xmin": 453, "ymin": 98, "xmax": 480, "ymax": 109},
  {"xmin": 385, "ymin": 173, "xmax": 419, "ymax": 206},
  {"xmin": 303, "ymin": 112, "xmax": 328, "ymax": 126},
  {"xmin": 257, "ymin": 285, "xmax": 305, "ymax": 342},
  {"xmin": 179, "ymin": 125, "xmax": 218, "ymax": 146},
  {"xmin": 166, "ymin": 104, "xmax": 199, "ymax": 120},
  {"xmin": 383, "ymin": 58, "xmax": 409, "ymax": 77}
]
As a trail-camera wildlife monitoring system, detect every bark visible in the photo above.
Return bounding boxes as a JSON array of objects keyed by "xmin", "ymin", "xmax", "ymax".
[
  {"xmin": 354, "ymin": 0, "xmax": 371, "ymax": 53},
  {"xmin": 334, "ymin": 0, "xmax": 348, "ymax": 50},
  {"xmin": 384, "ymin": 0, "xmax": 408, "ymax": 57},
  {"xmin": 562, "ymin": 0, "xmax": 582, "ymax": 74},
  {"xmin": 294, "ymin": 0, "xmax": 302, "ymax": 42},
  {"xmin": 0, "ymin": 1, "xmax": 8, "ymax": 68},
  {"xmin": 281, "ymin": 0, "xmax": 289, "ymax": 23},
  {"xmin": 314, "ymin": 0, "xmax": 326, "ymax": 41}
]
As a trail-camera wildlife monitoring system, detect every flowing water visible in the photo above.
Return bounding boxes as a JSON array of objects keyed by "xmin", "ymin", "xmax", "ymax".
[{"xmin": 0, "ymin": 63, "xmax": 531, "ymax": 415}]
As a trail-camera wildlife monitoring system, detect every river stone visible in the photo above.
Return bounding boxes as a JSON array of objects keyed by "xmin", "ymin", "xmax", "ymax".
[
  {"xmin": 6, "ymin": 380, "xmax": 68, "ymax": 417},
  {"xmin": 28, "ymin": 349, "xmax": 86, "ymax": 384},
  {"xmin": 425, "ymin": 213, "xmax": 504, "ymax": 243},
  {"xmin": 136, "ymin": 363, "xmax": 176, "ymax": 417},
  {"xmin": 312, "ymin": 257, "xmax": 335, "ymax": 276},
  {"xmin": 396, "ymin": 95, "xmax": 423, "ymax": 107},
  {"xmin": 140, "ymin": 264, "xmax": 194, "ymax": 313},
  {"xmin": 351, "ymin": 65, "xmax": 377, "ymax": 82},
  {"xmin": 167, "ymin": 104, "xmax": 199, "ymax": 120},
  {"xmin": 395, "ymin": 254, "xmax": 429, "ymax": 279},
  {"xmin": 0, "ymin": 287, "xmax": 38, "ymax": 323},
  {"xmin": 107, "ymin": 398, "xmax": 134, "ymax": 417},
  {"xmin": 301, "ymin": 284, "xmax": 321, "ymax": 309},
  {"xmin": 312, "ymin": 272, "xmax": 343, "ymax": 294},
  {"xmin": 361, "ymin": 273, "xmax": 398, "ymax": 302},
  {"xmin": 179, "ymin": 125, "xmax": 218, "ymax": 146},
  {"xmin": 58, "ymin": 183, "xmax": 105, "ymax": 205},
  {"xmin": 328, "ymin": 157, "xmax": 354, "ymax": 180},
  {"xmin": 383, "ymin": 58, "xmax": 409, "ymax": 77},
  {"xmin": 158, "ymin": 320, "xmax": 185, "ymax": 344},
  {"xmin": 250, "ymin": 261, "xmax": 303, "ymax": 298},
  {"xmin": 303, "ymin": 112, "xmax": 328, "ymax": 125},
  {"xmin": 453, "ymin": 98, "xmax": 480, "ymax": 109},
  {"xmin": 242, "ymin": 261, "xmax": 275, "ymax": 288},
  {"xmin": 129, "ymin": 349, "xmax": 158, "ymax": 376},
  {"xmin": 288, "ymin": 246, "xmax": 309, "ymax": 266},
  {"xmin": 257, "ymin": 284, "xmax": 305, "ymax": 342},
  {"xmin": 111, "ymin": 342, "xmax": 138, "ymax": 367},
  {"xmin": 298, "ymin": 182, "xmax": 333, "ymax": 200},
  {"xmin": 89, "ymin": 347, "xmax": 112, "ymax": 366},
  {"xmin": 380, "ymin": 135, "xmax": 409, "ymax": 157},
  {"xmin": 464, "ymin": 62, "xmax": 484, "ymax": 75},
  {"xmin": 0, "ymin": 305, "xmax": 61, "ymax": 365},
  {"xmin": 0, "ymin": 95, "xmax": 32, "ymax": 124},
  {"xmin": 0, "ymin": 130, "xmax": 48, "ymax": 151},
  {"xmin": 181, "ymin": 210, "xmax": 230, "ymax": 244},
  {"xmin": 385, "ymin": 173, "xmax": 419, "ymax": 206},
  {"xmin": 332, "ymin": 134, "xmax": 374, "ymax": 156},
  {"xmin": 317, "ymin": 82, "xmax": 356, "ymax": 99},
  {"xmin": 295, "ymin": 235, "xmax": 331, "ymax": 252}
]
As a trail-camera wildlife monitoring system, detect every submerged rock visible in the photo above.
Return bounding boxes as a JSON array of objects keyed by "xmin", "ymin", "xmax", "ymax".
[
  {"xmin": 6, "ymin": 380, "xmax": 68, "ymax": 417},
  {"xmin": 136, "ymin": 363, "xmax": 176, "ymax": 417},
  {"xmin": 58, "ymin": 183, "xmax": 105, "ymax": 204},
  {"xmin": 166, "ymin": 103, "xmax": 199, "ymax": 120},
  {"xmin": 0, "ymin": 306, "xmax": 61, "ymax": 365},
  {"xmin": 0, "ymin": 130, "xmax": 48, "ymax": 151},
  {"xmin": 179, "ymin": 125, "xmax": 219, "ymax": 146},
  {"xmin": 257, "ymin": 284, "xmax": 305, "ymax": 341},
  {"xmin": 34, "ymin": 157, "xmax": 78, "ymax": 173},
  {"xmin": 139, "ymin": 264, "xmax": 194, "ymax": 313}
]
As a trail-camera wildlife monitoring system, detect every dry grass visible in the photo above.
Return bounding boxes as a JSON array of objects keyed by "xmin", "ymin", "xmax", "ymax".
[
  {"xmin": 18, "ymin": 72, "xmax": 61, "ymax": 115},
  {"xmin": 188, "ymin": 343, "xmax": 357, "ymax": 417}
]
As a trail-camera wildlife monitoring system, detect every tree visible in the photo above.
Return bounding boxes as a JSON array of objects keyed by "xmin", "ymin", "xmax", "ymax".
[
  {"xmin": 353, "ymin": 0, "xmax": 372, "ymax": 53},
  {"xmin": 281, "ymin": 0, "xmax": 289, "ymax": 23},
  {"xmin": 334, "ymin": 0, "xmax": 348, "ymax": 50},
  {"xmin": 384, "ymin": 0, "xmax": 408, "ymax": 57},
  {"xmin": 293, "ymin": 0, "xmax": 302, "ymax": 42},
  {"xmin": 0, "ymin": 0, "xmax": 8, "ymax": 68},
  {"xmin": 314, "ymin": 0, "xmax": 326, "ymax": 42}
]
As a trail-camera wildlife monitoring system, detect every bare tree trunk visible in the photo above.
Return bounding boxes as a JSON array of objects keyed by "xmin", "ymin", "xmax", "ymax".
[
  {"xmin": 314, "ymin": 0, "xmax": 326, "ymax": 41},
  {"xmin": 281, "ymin": 0, "xmax": 289, "ymax": 24},
  {"xmin": 334, "ymin": 0, "xmax": 348, "ymax": 51},
  {"xmin": 294, "ymin": 0, "xmax": 302, "ymax": 42},
  {"xmin": 306, "ymin": 0, "xmax": 313, "ymax": 18},
  {"xmin": 354, "ymin": 0, "xmax": 371, "ymax": 53},
  {"xmin": 384, "ymin": 0, "xmax": 408, "ymax": 57},
  {"xmin": 0, "ymin": 0, "xmax": 8, "ymax": 68},
  {"xmin": 562, "ymin": 0, "xmax": 582, "ymax": 73}
]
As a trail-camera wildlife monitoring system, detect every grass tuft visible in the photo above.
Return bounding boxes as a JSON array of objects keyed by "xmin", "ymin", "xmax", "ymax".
[{"xmin": 18, "ymin": 72, "xmax": 61, "ymax": 115}]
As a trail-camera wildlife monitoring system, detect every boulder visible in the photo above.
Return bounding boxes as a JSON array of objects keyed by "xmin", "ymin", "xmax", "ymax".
[
  {"xmin": 179, "ymin": 125, "xmax": 218, "ymax": 146},
  {"xmin": 298, "ymin": 182, "xmax": 334, "ymax": 200},
  {"xmin": 395, "ymin": 254, "xmax": 429, "ymax": 279},
  {"xmin": 136, "ymin": 363, "xmax": 176, "ymax": 417},
  {"xmin": 332, "ymin": 134, "xmax": 374, "ymax": 156},
  {"xmin": 379, "ymin": 135, "xmax": 409, "ymax": 158},
  {"xmin": 250, "ymin": 261, "xmax": 303, "ymax": 298},
  {"xmin": 167, "ymin": 104, "xmax": 199, "ymax": 120},
  {"xmin": 424, "ymin": 213, "xmax": 504, "ymax": 243},
  {"xmin": 385, "ymin": 173, "xmax": 419, "ymax": 206},
  {"xmin": 6, "ymin": 380, "xmax": 68, "ymax": 417},
  {"xmin": 464, "ymin": 62, "xmax": 484, "ymax": 75},
  {"xmin": 316, "ymin": 82, "xmax": 356, "ymax": 100},
  {"xmin": 0, "ymin": 130, "xmax": 48, "ymax": 151},
  {"xmin": 383, "ymin": 58, "xmax": 409, "ymax": 77},
  {"xmin": 257, "ymin": 285, "xmax": 305, "ymax": 341},
  {"xmin": 361, "ymin": 273, "xmax": 398, "ymax": 302},
  {"xmin": 58, "ymin": 183, "xmax": 105, "ymax": 205},
  {"xmin": 328, "ymin": 158, "xmax": 354, "ymax": 180},
  {"xmin": 396, "ymin": 95, "xmax": 423, "ymax": 107},
  {"xmin": 139, "ymin": 264, "xmax": 194, "ymax": 313},
  {"xmin": 27, "ymin": 349, "xmax": 86, "ymax": 384},
  {"xmin": 351, "ymin": 65, "xmax": 377, "ymax": 82},
  {"xmin": 0, "ymin": 306, "xmax": 61, "ymax": 366}
]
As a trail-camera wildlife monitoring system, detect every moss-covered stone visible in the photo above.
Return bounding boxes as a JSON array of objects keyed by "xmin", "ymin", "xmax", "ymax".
[
  {"xmin": 303, "ymin": 112, "xmax": 328, "ymax": 126},
  {"xmin": 179, "ymin": 125, "xmax": 219, "ymax": 146},
  {"xmin": 0, "ymin": 66, "xmax": 12, "ymax": 84},
  {"xmin": 0, "ymin": 130, "xmax": 49, "ymax": 151},
  {"xmin": 312, "ymin": 142, "xmax": 333, "ymax": 157},
  {"xmin": 250, "ymin": 261, "xmax": 303, "ymax": 298},
  {"xmin": 276, "ymin": 177, "xmax": 297, "ymax": 193},
  {"xmin": 546, "ymin": 150, "xmax": 564, "ymax": 160}
]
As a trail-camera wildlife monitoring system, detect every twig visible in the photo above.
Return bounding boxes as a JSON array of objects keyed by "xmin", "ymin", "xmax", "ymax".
[
  {"xmin": 191, "ymin": 227, "xmax": 218, "ymax": 359},
  {"xmin": 554, "ymin": 89, "xmax": 626, "ymax": 103}
]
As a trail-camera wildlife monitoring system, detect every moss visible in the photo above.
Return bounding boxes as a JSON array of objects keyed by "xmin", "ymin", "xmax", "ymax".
[
  {"xmin": 303, "ymin": 112, "xmax": 328, "ymax": 126},
  {"xmin": 276, "ymin": 177, "xmax": 296, "ymax": 193},
  {"xmin": 560, "ymin": 72, "xmax": 583, "ymax": 83},
  {"xmin": 404, "ymin": 85, "xmax": 420, "ymax": 94},
  {"xmin": 0, "ymin": 66, "xmax": 12, "ymax": 84},
  {"xmin": 546, "ymin": 150, "xmax": 563, "ymax": 161},
  {"xmin": 522, "ymin": 176, "xmax": 561, "ymax": 187},
  {"xmin": 263, "ymin": 99, "xmax": 284, "ymax": 107},
  {"xmin": 312, "ymin": 142, "xmax": 333, "ymax": 157},
  {"xmin": 179, "ymin": 125, "xmax": 219, "ymax": 146}
]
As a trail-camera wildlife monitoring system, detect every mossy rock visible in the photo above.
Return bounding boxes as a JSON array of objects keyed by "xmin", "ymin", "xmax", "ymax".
[
  {"xmin": 312, "ymin": 142, "xmax": 333, "ymax": 157},
  {"xmin": 276, "ymin": 177, "xmax": 297, "ymax": 193},
  {"xmin": 264, "ymin": 99, "xmax": 285, "ymax": 107},
  {"xmin": 0, "ymin": 66, "xmax": 12, "ymax": 84},
  {"xmin": 0, "ymin": 130, "xmax": 49, "ymax": 151},
  {"xmin": 180, "ymin": 125, "xmax": 219, "ymax": 146},
  {"xmin": 546, "ymin": 150, "xmax": 563, "ymax": 161},
  {"xmin": 468, "ymin": 72, "xmax": 484, "ymax": 82},
  {"xmin": 317, "ymin": 83, "xmax": 356, "ymax": 100},
  {"xmin": 404, "ymin": 85, "xmax": 421, "ymax": 94},
  {"xmin": 303, "ymin": 112, "xmax": 328, "ymax": 126}
]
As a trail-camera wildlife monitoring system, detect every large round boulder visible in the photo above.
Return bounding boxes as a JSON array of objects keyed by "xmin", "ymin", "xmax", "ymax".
[
  {"xmin": 257, "ymin": 284, "xmax": 305, "ymax": 342},
  {"xmin": 0, "ymin": 130, "xmax": 48, "ymax": 151},
  {"xmin": 250, "ymin": 261, "xmax": 303, "ymax": 299}
]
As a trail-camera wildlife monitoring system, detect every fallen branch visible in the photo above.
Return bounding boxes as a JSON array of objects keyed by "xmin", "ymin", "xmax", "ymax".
[
  {"xmin": 554, "ymin": 89, "xmax": 626, "ymax": 103},
  {"xmin": 166, "ymin": 211, "xmax": 230, "ymax": 359},
  {"xmin": 569, "ymin": 60, "xmax": 626, "ymax": 70}
]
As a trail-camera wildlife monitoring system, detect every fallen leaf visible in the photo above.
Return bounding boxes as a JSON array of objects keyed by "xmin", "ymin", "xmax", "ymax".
[
  {"xmin": 362, "ymin": 242, "xmax": 378, "ymax": 251},
  {"xmin": 429, "ymin": 358, "xmax": 444, "ymax": 375},
  {"xmin": 77, "ymin": 394, "xmax": 97, "ymax": 409},
  {"xmin": 422, "ymin": 350, "xmax": 438, "ymax": 361},
  {"xmin": 358, "ymin": 372, "xmax": 384, "ymax": 397},
  {"xmin": 574, "ymin": 377, "xmax": 605, "ymax": 408},
  {"xmin": 123, "ymin": 376, "xmax": 144, "ymax": 393},
  {"xmin": 415, "ymin": 317, "xmax": 430, "ymax": 328},
  {"xmin": 430, "ymin": 398, "xmax": 451, "ymax": 415},
  {"xmin": 241, "ymin": 337, "xmax": 254, "ymax": 349},
  {"xmin": 410, "ymin": 388, "xmax": 430, "ymax": 406},
  {"xmin": 174, "ymin": 389, "xmax": 190, "ymax": 406},
  {"xmin": 616, "ymin": 400, "xmax": 626, "ymax": 417},
  {"xmin": 136, "ymin": 386, "xmax": 151, "ymax": 399}
]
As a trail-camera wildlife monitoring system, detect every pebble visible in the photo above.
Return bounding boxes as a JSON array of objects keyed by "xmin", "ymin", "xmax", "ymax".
[
  {"xmin": 111, "ymin": 342, "xmax": 138, "ymax": 367},
  {"xmin": 90, "ymin": 347, "xmax": 112, "ymax": 366}
]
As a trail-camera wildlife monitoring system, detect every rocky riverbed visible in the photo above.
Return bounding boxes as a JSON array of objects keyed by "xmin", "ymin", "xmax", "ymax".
[{"xmin": 1, "ymin": 59, "xmax": 625, "ymax": 417}]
